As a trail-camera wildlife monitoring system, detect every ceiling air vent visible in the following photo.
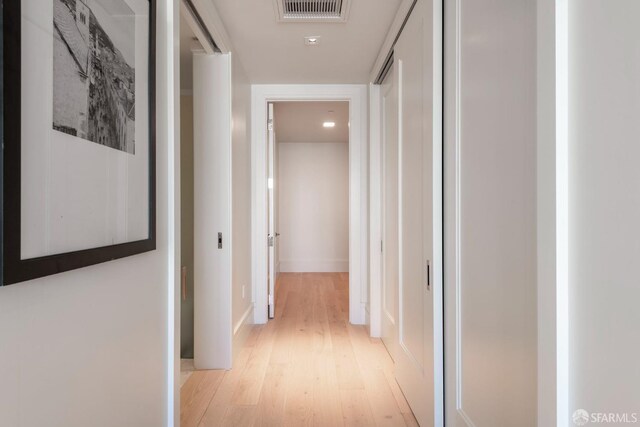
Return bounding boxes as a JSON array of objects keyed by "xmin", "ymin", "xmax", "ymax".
[{"xmin": 274, "ymin": 0, "xmax": 352, "ymax": 23}]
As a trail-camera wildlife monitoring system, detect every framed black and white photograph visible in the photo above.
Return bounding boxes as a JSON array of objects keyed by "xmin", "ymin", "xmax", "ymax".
[{"xmin": 1, "ymin": 0, "xmax": 156, "ymax": 285}]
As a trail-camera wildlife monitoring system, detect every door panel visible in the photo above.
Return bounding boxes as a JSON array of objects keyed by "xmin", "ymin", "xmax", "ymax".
[
  {"xmin": 193, "ymin": 53, "xmax": 233, "ymax": 369},
  {"xmin": 394, "ymin": 1, "xmax": 438, "ymax": 425},
  {"xmin": 444, "ymin": 0, "xmax": 537, "ymax": 425},
  {"xmin": 381, "ymin": 67, "xmax": 399, "ymax": 360}
]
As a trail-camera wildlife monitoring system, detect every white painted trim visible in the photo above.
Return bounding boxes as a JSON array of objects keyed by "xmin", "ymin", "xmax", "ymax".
[
  {"xmin": 536, "ymin": 0, "xmax": 568, "ymax": 425},
  {"xmin": 179, "ymin": 1, "xmax": 216, "ymax": 55},
  {"xmin": 167, "ymin": 0, "xmax": 181, "ymax": 425},
  {"xmin": 368, "ymin": 83, "xmax": 382, "ymax": 338},
  {"xmin": 234, "ymin": 305, "xmax": 254, "ymax": 335},
  {"xmin": 369, "ymin": 0, "xmax": 417, "ymax": 82},
  {"xmin": 232, "ymin": 304, "xmax": 254, "ymax": 369},
  {"xmin": 432, "ymin": 0, "xmax": 444, "ymax": 424},
  {"xmin": 364, "ymin": 302, "xmax": 371, "ymax": 329},
  {"xmin": 443, "ymin": 0, "xmax": 462, "ymax": 423},
  {"xmin": 252, "ymin": 85, "xmax": 368, "ymax": 326},
  {"xmin": 189, "ymin": 0, "xmax": 233, "ymax": 53}
]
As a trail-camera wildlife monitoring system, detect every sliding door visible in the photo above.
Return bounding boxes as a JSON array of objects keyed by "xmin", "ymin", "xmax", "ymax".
[
  {"xmin": 381, "ymin": 66, "xmax": 400, "ymax": 361},
  {"xmin": 444, "ymin": 0, "xmax": 537, "ymax": 425},
  {"xmin": 393, "ymin": 0, "xmax": 443, "ymax": 425}
]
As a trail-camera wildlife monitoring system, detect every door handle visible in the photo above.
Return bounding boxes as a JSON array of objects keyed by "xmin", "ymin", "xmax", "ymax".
[
  {"xmin": 426, "ymin": 260, "xmax": 431, "ymax": 292},
  {"xmin": 181, "ymin": 266, "xmax": 187, "ymax": 301}
]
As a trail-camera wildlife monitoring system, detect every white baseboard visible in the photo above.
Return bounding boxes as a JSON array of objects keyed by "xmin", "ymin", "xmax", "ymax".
[
  {"xmin": 279, "ymin": 259, "xmax": 349, "ymax": 273},
  {"xmin": 232, "ymin": 304, "xmax": 254, "ymax": 362},
  {"xmin": 364, "ymin": 303, "xmax": 371, "ymax": 326}
]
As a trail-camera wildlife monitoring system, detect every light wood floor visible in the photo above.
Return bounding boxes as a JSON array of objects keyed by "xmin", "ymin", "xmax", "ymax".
[{"xmin": 181, "ymin": 272, "xmax": 418, "ymax": 427}]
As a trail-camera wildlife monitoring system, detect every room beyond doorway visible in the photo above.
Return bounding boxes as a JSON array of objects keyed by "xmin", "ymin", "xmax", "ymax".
[
  {"xmin": 267, "ymin": 101, "xmax": 350, "ymax": 319},
  {"xmin": 274, "ymin": 101, "xmax": 350, "ymax": 274}
]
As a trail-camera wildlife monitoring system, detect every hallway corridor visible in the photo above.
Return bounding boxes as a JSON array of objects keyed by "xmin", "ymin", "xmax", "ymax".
[{"xmin": 180, "ymin": 273, "xmax": 418, "ymax": 426}]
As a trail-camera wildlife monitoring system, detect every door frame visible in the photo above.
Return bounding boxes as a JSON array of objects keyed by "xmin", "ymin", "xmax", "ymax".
[
  {"xmin": 267, "ymin": 102, "xmax": 276, "ymax": 319},
  {"xmin": 251, "ymin": 85, "xmax": 369, "ymax": 325}
]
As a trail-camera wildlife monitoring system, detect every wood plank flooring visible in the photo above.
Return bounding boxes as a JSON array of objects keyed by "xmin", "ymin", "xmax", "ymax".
[{"xmin": 181, "ymin": 272, "xmax": 417, "ymax": 427}]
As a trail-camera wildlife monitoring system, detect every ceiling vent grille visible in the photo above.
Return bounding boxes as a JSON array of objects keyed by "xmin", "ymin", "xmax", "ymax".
[{"xmin": 274, "ymin": 0, "xmax": 351, "ymax": 22}]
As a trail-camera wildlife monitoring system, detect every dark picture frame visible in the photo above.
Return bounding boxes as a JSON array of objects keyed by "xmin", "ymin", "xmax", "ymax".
[{"xmin": 1, "ymin": 0, "xmax": 156, "ymax": 286}]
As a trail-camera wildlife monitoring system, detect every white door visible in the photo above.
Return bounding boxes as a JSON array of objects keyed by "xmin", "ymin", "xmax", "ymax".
[
  {"xmin": 193, "ymin": 52, "xmax": 233, "ymax": 368},
  {"xmin": 394, "ymin": 0, "xmax": 442, "ymax": 425},
  {"xmin": 381, "ymin": 66, "xmax": 400, "ymax": 361},
  {"xmin": 444, "ymin": 0, "xmax": 537, "ymax": 425},
  {"xmin": 267, "ymin": 103, "xmax": 277, "ymax": 319}
]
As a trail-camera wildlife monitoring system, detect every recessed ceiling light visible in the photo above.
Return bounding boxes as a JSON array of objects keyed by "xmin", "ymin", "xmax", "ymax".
[
  {"xmin": 323, "ymin": 121, "xmax": 336, "ymax": 128},
  {"xmin": 305, "ymin": 36, "xmax": 321, "ymax": 46}
]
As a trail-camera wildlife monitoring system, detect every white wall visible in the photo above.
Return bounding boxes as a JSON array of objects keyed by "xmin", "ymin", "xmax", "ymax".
[
  {"xmin": 569, "ymin": 0, "xmax": 640, "ymax": 417},
  {"xmin": 231, "ymin": 53, "xmax": 253, "ymax": 341},
  {"xmin": 278, "ymin": 142, "xmax": 349, "ymax": 272},
  {"xmin": 0, "ymin": 4, "xmax": 175, "ymax": 426}
]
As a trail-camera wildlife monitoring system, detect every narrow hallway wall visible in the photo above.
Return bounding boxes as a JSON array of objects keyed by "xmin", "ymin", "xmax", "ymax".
[
  {"xmin": 0, "ymin": 2, "xmax": 175, "ymax": 425},
  {"xmin": 231, "ymin": 53, "xmax": 253, "ymax": 339}
]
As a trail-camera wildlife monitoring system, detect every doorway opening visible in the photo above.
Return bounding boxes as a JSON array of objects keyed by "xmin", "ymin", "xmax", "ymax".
[
  {"xmin": 252, "ymin": 85, "xmax": 368, "ymax": 326},
  {"xmin": 267, "ymin": 101, "xmax": 351, "ymax": 319}
]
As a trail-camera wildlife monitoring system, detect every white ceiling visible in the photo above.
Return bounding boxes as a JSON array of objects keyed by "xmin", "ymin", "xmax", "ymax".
[
  {"xmin": 274, "ymin": 101, "xmax": 349, "ymax": 143},
  {"xmin": 180, "ymin": 12, "xmax": 196, "ymax": 92},
  {"xmin": 210, "ymin": 0, "xmax": 402, "ymax": 84}
]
